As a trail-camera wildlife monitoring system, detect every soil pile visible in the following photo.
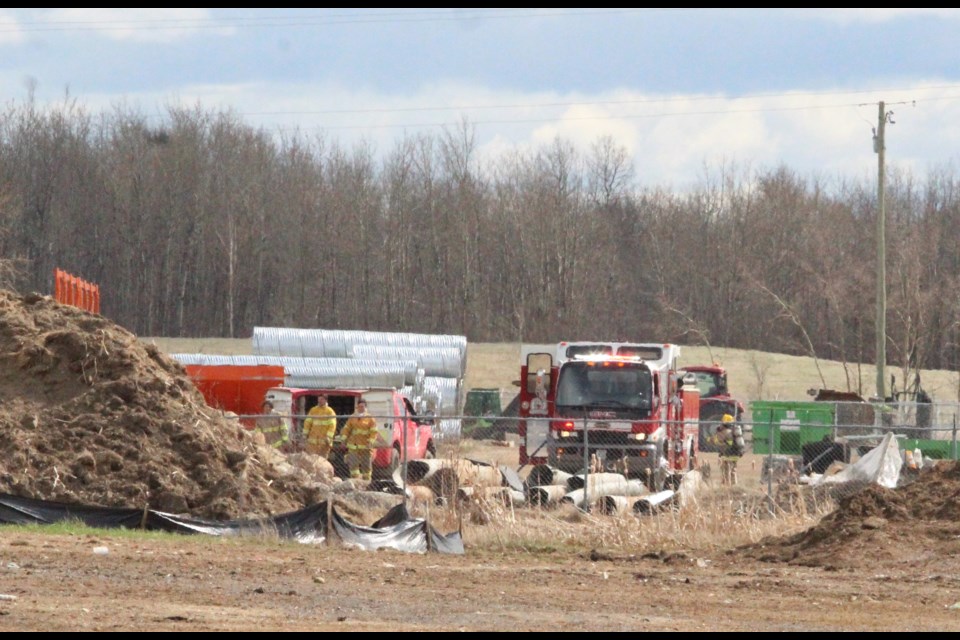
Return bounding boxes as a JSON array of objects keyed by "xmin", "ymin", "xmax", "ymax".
[
  {"xmin": 0, "ymin": 290, "xmax": 322, "ymax": 520},
  {"xmin": 743, "ymin": 461, "xmax": 960, "ymax": 570}
]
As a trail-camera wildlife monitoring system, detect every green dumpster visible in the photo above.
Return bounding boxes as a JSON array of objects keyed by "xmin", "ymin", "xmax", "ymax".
[
  {"xmin": 463, "ymin": 388, "xmax": 503, "ymax": 436},
  {"xmin": 750, "ymin": 400, "xmax": 835, "ymax": 455},
  {"xmin": 899, "ymin": 437, "xmax": 953, "ymax": 460}
]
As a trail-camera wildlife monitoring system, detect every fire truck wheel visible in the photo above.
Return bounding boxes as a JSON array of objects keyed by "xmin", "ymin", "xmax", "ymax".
[
  {"xmin": 646, "ymin": 467, "xmax": 666, "ymax": 492},
  {"xmin": 424, "ymin": 441, "xmax": 436, "ymax": 459}
]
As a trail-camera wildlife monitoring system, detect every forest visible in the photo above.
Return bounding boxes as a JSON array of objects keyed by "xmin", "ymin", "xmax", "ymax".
[{"xmin": 1, "ymin": 98, "xmax": 958, "ymax": 373}]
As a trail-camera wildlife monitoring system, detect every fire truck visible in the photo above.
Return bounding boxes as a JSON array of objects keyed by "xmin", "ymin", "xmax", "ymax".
[
  {"xmin": 679, "ymin": 363, "xmax": 745, "ymax": 452},
  {"xmin": 518, "ymin": 342, "xmax": 701, "ymax": 491}
]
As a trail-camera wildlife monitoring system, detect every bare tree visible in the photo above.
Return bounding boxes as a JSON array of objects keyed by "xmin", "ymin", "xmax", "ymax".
[{"xmin": 753, "ymin": 281, "xmax": 827, "ymax": 389}]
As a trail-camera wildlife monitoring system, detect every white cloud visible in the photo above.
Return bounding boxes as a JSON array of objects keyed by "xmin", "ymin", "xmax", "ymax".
[
  {"xmin": 528, "ymin": 104, "xmax": 640, "ymax": 158},
  {"xmin": 18, "ymin": 80, "xmax": 960, "ymax": 190}
]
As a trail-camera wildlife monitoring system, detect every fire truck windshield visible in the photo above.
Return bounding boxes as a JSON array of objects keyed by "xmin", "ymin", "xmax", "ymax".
[
  {"xmin": 688, "ymin": 371, "xmax": 724, "ymax": 398},
  {"xmin": 555, "ymin": 361, "xmax": 652, "ymax": 411}
]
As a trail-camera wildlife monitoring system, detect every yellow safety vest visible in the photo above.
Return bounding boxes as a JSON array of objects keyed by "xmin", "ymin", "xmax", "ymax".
[
  {"xmin": 257, "ymin": 411, "xmax": 288, "ymax": 448},
  {"xmin": 341, "ymin": 412, "xmax": 378, "ymax": 450},
  {"xmin": 304, "ymin": 405, "xmax": 337, "ymax": 443}
]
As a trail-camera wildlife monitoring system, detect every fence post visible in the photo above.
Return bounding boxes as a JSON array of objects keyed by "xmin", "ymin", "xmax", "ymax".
[
  {"xmin": 582, "ymin": 414, "xmax": 590, "ymax": 514},
  {"xmin": 953, "ymin": 414, "xmax": 958, "ymax": 462},
  {"xmin": 325, "ymin": 496, "xmax": 334, "ymax": 547},
  {"xmin": 402, "ymin": 403, "xmax": 408, "ymax": 513},
  {"xmin": 767, "ymin": 409, "xmax": 775, "ymax": 513}
]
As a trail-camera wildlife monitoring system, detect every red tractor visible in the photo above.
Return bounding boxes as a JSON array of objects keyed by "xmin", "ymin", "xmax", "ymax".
[{"xmin": 680, "ymin": 364, "xmax": 745, "ymax": 452}]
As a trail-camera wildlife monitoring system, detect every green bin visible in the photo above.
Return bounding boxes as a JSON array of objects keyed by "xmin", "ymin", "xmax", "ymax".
[
  {"xmin": 899, "ymin": 437, "xmax": 953, "ymax": 460},
  {"xmin": 463, "ymin": 388, "xmax": 503, "ymax": 434},
  {"xmin": 750, "ymin": 400, "xmax": 835, "ymax": 455}
]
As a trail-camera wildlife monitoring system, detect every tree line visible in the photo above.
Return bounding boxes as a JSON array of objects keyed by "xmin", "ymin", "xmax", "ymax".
[{"xmin": 1, "ymin": 98, "xmax": 959, "ymax": 385}]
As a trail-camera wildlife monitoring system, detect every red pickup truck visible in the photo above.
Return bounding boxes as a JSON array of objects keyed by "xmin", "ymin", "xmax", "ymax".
[{"xmin": 263, "ymin": 386, "xmax": 436, "ymax": 478}]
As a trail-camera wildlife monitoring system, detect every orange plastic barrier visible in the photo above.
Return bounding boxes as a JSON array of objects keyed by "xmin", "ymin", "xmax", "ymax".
[
  {"xmin": 53, "ymin": 268, "xmax": 101, "ymax": 314},
  {"xmin": 184, "ymin": 364, "xmax": 286, "ymax": 428}
]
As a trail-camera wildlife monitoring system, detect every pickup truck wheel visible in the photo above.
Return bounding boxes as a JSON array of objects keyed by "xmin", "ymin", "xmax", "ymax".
[{"xmin": 371, "ymin": 446, "xmax": 402, "ymax": 482}]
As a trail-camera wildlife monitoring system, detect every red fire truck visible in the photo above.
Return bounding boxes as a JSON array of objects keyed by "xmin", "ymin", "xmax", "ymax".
[
  {"xmin": 518, "ymin": 342, "xmax": 701, "ymax": 491},
  {"xmin": 679, "ymin": 363, "xmax": 745, "ymax": 452}
]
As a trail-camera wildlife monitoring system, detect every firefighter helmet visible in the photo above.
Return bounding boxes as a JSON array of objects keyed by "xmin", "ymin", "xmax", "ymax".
[{"xmin": 721, "ymin": 413, "xmax": 735, "ymax": 424}]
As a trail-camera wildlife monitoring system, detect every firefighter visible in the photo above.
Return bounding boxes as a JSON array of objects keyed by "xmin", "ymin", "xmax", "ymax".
[
  {"xmin": 712, "ymin": 413, "xmax": 744, "ymax": 486},
  {"xmin": 340, "ymin": 398, "xmax": 378, "ymax": 481},
  {"xmin": 304, "ymin": 394, "xmax": 337, "ymax": 459},
  {"xmin": 256, "ymin": 400, "xmax": 289, "ymax": 451}
]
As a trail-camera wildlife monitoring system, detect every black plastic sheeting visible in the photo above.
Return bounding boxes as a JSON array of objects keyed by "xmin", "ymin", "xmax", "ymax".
[
  {"xmin": 340, "ymin": 503, "xmax": 464, "ymax": 554},
  {"xmin": 0, "ymin": 493, "xmax": 464, "ymax": 554}
]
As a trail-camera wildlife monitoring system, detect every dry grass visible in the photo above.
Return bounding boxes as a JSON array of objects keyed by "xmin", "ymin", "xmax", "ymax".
[
  {"xmin": 143, "ymin": 337, "xmax": 960, "ymax": 407},
  {"xmin": 411, "ymin": 442, "xmax": 831, "ymax": 555},
  {"xmin": 463, "ymin": 342, "xmax": 960, "ymax": 407},
  {"xmin": 428, "ymin": 482, "xmax": 829, "ymax": 556}
]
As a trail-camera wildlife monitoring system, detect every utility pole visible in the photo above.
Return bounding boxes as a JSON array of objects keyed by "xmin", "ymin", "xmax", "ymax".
[{"xmin": 874, "ymin": 102, "xmax": 893, "ymax": 401}]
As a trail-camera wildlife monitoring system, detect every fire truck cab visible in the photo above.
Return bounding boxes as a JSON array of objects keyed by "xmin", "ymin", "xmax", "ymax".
[
  {"xmin": 680, "ymin": 363, "xmax": 746, "ymax": 452},
  {"xmin": 518, "ymin": 341, "xmax": 700, "ymax": 490}
]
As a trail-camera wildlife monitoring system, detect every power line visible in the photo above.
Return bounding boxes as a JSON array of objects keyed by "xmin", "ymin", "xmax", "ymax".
[
  {"xmin": 233, "ymin": 86, "xmax": 960, "ymax": 119},
  {"xmin": 81, "ymin": 89, "xmax": 959, "ymax": 132},
  {"xmin": 253, "ymin": 94, "xmax": 960, "ymax": 133},
  {"xmin": 0, "ymin": 8, "xmax": 689, "ymax": 34}
]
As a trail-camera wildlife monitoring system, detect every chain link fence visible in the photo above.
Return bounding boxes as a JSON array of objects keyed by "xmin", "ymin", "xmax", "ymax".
[
  {"xmin": 461, "ymin": 401, "xmax": 958, "ymax": 517},
  {"xmin": 226, "ymin": 400, "xmax": 959, "ymax": 519},
  {"xmin": 745, "ymin": 400, "xmax": 958, "ymax": 513}
]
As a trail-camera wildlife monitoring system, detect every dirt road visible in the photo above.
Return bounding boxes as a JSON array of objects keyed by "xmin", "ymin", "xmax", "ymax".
[{"xmin": 1, "ymin": 522, "xmax": 958, "ymax": 632}]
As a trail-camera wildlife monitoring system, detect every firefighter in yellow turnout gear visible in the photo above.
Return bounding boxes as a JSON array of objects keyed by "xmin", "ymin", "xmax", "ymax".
[
  {"xmin": 711, "ymin": 413, "xmax": 745, "ymax": 486},
  {"xmin": 340, "ymin": 398, "xmax": 378, "ymax": 480},
  {"xmin": 256, "ymin": 400, "xmax": 290, "ymax": 451},
  {"xmin": 304, "ymin": 394, "xmax": 338, "ymax": 459}
]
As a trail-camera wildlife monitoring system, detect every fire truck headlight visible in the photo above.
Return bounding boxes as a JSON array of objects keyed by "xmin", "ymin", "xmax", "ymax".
[{"xmin": 633, "ymin": 433, "xmax": 646, "ymax": 441}]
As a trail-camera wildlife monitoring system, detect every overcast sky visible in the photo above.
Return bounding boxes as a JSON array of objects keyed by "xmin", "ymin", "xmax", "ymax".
[{"xmin": 2, "ymin": 8, "xmax": 960, "ymax": 189}]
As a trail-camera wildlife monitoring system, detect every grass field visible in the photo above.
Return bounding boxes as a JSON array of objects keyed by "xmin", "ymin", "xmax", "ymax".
[{"xmin": 144, "ymin": 336, "xmax": 960, "ymax": 408}]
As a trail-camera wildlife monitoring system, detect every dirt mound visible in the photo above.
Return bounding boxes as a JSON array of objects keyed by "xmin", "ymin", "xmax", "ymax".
[
  {"xmin": 742, "ymin": 461, "xmax": 960, "ymax": 570},
  {"xmin": 0, "ymin": 290, "xmax": 321, "ymax": 520}
]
